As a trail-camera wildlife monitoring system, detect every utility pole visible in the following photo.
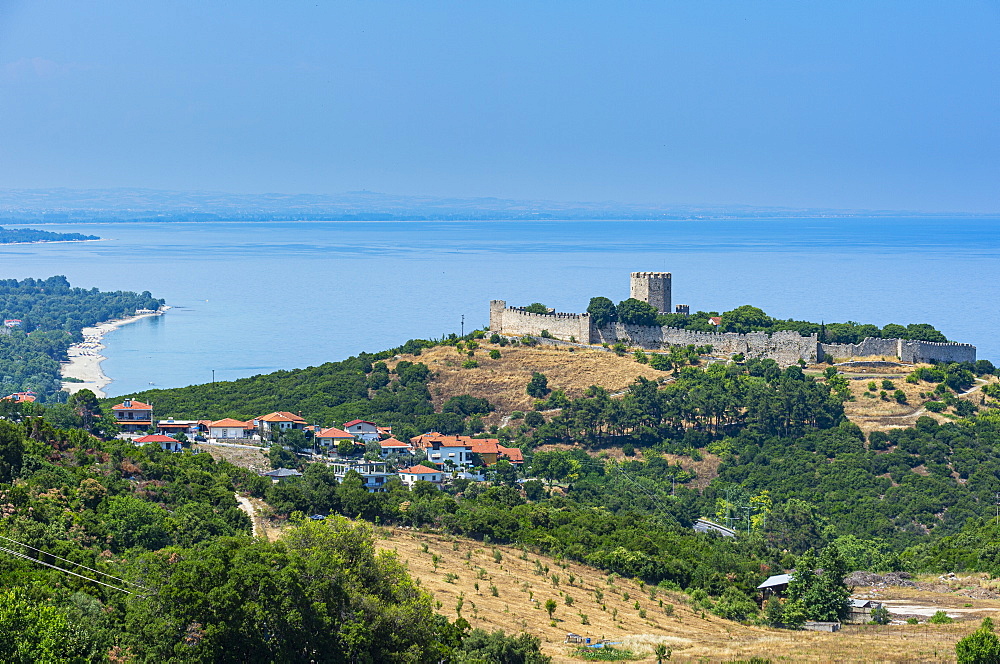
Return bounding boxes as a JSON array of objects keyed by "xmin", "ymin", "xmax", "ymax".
[
  {"xmin": 212, "ymin": 369, "xmax": 215, "ymax": 388},
  {"xmin": 461, "ymin": 315, "xmax": 465, "ymax": 338}
]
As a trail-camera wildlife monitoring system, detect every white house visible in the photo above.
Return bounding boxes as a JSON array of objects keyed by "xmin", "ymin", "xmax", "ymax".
[
  {"xmin": 209, "ymin": 418, "xmax": 252, "ymax": 440},
  {"xmin": 398, "ymin": 464, "xmax": 443, "ymax": 489},
  {"xmin": 113, "ymin": 399, "xmax": 154, "ymax": 433},
  {"xmin": 330, "ymin": 460, "xmax": 393, "ymax": 492},
  {"xmin": 134, "ymin": 434, "xmax": 183, "ymax": 453},
  {"xmin": 343, "ymin": 419, "xmax": 381, "ymax": 442},
  {"xmin": 255, "ymin": 411, "xmax": 307, "ymax": 435}
]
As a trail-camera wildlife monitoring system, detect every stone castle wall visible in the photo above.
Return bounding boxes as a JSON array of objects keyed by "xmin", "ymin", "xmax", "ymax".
[
  {"xmin": 630, "ymin": 272, "xmax": 671, "ymax": 314},
  {"xmin": 819, "ymin": 337, "xmax": 976, "ymax": 364},
  {"xmin": 489, "ymin": 300, "xmax": 591, "ymax": 342},
  {"xmin": 593, "ymin": 324, "xmax": 819, "ymax": 365}
]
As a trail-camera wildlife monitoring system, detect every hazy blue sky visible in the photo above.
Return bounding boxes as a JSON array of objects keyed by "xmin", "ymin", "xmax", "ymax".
[{"xmin": 0, "ymin": 2, "xmax": 996, "ymax": 212}]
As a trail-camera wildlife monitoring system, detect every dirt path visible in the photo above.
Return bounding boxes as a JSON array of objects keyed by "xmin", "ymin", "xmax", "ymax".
[{"xmin": 235, "ymin": 493, "xmax": 264, "ymax": 538}]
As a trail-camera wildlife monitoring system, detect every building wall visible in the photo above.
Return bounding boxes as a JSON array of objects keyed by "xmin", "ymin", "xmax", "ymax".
[{"xmin": 630, "ymin": 272, "xmax": 671, "ymax": 313}]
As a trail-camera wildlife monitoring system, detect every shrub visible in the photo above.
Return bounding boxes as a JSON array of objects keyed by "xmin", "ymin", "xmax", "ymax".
[
  {"xmin": 893, "ymin": 389, "xmax": 908, "ymax": 404},
  {"xmin": 925, "ymin": 401, "xmax": 947, "ymax": 412},
  {"xmin": 489, "ymin": 349, "xmax": 501, "ymax": 360},
  {"xmin": 634, "ymin": 350, "xmax": 648, "ymax": 364},
  {"xmin": 929, "ymin": 610, "xmax": 954, "ymax": 624},
  {"xmin": 540, "ymin": 329, "xmax": 553, "ymax": 339},
  {"xmin": 956, "ymin": 617, "xmax": 1000, "ymax": 664},
  {"xmin": 462, "ymin": 359, "xmax": 479, "ymax": 369}
]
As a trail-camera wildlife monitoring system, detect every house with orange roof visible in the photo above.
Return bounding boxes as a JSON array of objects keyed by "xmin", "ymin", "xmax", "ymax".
[
  {"xmin": 378, "ymin": 437, "xmax": 413, "ymax": 458},
  {"xmin": 112, "ymin": 398, "xmax": 153, "ymax": 433},
  {"xmin": 1, "ymin": 391, "xmax": 36, "ymax": 404},
  {"xmin": 134, "ymin": 433, "xmax": 183, "ymax": 453},
  {"xmin": 254, "ymin": 411, "xmax": 307, "ymax": 435},
  {"xmin": 315, "ymin": 426, "xmax": 355, "ymax": 450},
  {"xmin": 209, "ymin": 418, "xmax": 253, "ymax": 440},
  {"xmin": 343, "ymin": 419, "xmax": 381, "ymax": 442},
  {"xmin": 398, "ymin": 464, "xmax": 443, "ymax": 489},
  {"xmin": 410, "ymin": 433, "xmax": 475, "ymax": 469}
]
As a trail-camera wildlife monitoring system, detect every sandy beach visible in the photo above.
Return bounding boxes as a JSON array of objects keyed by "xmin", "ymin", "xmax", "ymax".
[{"xmin": 61, "ymin": 307, "xmax": 169, "ymax": 398}]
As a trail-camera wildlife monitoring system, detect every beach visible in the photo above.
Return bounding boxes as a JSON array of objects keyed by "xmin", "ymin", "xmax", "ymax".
[{"xmin": 61, "ymin": 307, "xmax": 169, "ymax": 398}]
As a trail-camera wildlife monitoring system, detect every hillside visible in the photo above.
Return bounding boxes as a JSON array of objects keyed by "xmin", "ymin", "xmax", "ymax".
[{"xmin": 387, "ymin": 342, "xmax": 668, "ymax": 426}]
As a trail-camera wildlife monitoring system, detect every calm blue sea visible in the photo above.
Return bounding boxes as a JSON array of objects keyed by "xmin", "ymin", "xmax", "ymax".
[{"xmin": 0, "ymin": 218, "xmax": 996, "ymax": 397}]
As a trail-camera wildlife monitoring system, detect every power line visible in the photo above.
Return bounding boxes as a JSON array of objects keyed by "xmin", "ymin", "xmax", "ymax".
[
  {"xmin": 0, "ymin": 545, "xmax": 145, "ymax": 597},
  {"xmin": 0, "ymin": 533, "xmax": 144, "ymax": 590}
]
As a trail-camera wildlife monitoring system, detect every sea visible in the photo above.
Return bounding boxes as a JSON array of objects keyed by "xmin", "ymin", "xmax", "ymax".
[{"xmin": 0, "ymin": 217, "xmax": 997, "ymax": 397}]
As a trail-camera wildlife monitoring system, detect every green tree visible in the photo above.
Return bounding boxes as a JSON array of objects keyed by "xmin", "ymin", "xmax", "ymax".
[
  {"xmin": 103, "ymin": 494, "xmax": 170, "ymax": 551},
  {"xmin": 0, "ymin": 420, "xmax": 24, "ymax": 483},
  {"xmin": 957, "ymin": 617, "xmax": 1000, "ymax": 664},
  {"xmin": 0, "ymin": 588, "xmax": 100, "ymax": 663},
  {"xmin": 544, "ymin": 598, "xmax": 557, "ymax": 620},
  {"xmin": 720, "ymin": 305, "xmax": 771, "ymax": 333},
  {"xmin": 523, "ymin": 303, "xmax": 549, "ymax": 314},
  {"xmin": 337, "ymin": 438, "xmax": 356, "ymax": 457},
  {"xmin": 587, "ymin": 296, "xmax": 618, "ymax": 328},
  {"xmin": 616, "ymin": 298, "xmax": 658, "ymax": 326},
  {"xmin": 270, "ymin": 443, "xmax": 298, "ymax": 469},
  {"xmin": 786, "ymin": 544, "xmax": 850, "ymax": 622},
  {"xmin": 527, "ymin": 372, "xmax": 550, "ymax": 398}
]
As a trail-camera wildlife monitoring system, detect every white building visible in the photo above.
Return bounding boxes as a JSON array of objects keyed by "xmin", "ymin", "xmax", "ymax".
[
  {"xmin": 343, "ymin": 419, "xmax": 381, "ymax": 442},
  {"xmin": 398, "ymin": 464, "xmax": 443, "ymax": 489},
  {"xmin": 330, "ymin": 460, "xmax": 393, "ymax": 492},
  {"xmin": 208, "ymin": 418, "xmax": 253, "ymax": 440}
]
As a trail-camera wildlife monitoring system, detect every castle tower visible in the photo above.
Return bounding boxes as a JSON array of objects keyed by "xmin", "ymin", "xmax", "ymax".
[{"xmin": 630, "ymin": 272, "xmax": 671, "ymax": 314}]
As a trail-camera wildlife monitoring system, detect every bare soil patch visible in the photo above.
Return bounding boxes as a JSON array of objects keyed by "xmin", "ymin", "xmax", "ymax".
[{"xmin": 388, "ymin": 343, "xmax": 668, "ymax": 425}]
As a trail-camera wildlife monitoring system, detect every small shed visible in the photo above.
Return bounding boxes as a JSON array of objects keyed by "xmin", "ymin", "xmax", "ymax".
[
  {"xmin": 846, "ymin": 598, "xmax": 883, "ymax": 623},
  {"xmin": 803, "ymin": 621, "xmax": 841, "ymax": 633},
  {"xmin": 262, "ymin": 468, "xmax": 303, "ymax": 483},
  {"xmin": 757, "ymin": 573, "xmax": 793, "ymax": 598}
]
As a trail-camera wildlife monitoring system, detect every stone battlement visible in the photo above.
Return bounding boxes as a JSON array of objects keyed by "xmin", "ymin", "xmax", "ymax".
[{"xmin": 488, "ymin": 275, "xmax": 976, "ymax": 367}]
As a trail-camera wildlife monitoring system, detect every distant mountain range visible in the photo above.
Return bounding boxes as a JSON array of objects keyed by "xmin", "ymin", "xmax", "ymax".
[{"xmin": 0, "ymin": 187, "xmax": 978, "ymax": 222}]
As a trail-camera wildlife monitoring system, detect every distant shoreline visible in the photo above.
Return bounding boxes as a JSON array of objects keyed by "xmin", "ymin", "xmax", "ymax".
[
  {"xmin": 0, "ymin": 238, "xmax": 107, "ymax": 246},
  {"xmin": 61, "ymin": 307, "xmax": 170, "ymax": 399}
]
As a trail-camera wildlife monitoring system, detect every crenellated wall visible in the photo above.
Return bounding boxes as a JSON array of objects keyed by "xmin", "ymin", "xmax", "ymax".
[
  {"xmin": 489, "ymin": 300, "xmax": 593, "ymax": 343},
  {"xmin": 593, "ymin": 324, "xmax": 819, "ymax": 365},
  {"xmin": 819, "ymin": 337, "xmax": 900, "ymax": 360},
  {"xmin": 819, "ymin": 337, "xmax": 976, "ymax": 364}
]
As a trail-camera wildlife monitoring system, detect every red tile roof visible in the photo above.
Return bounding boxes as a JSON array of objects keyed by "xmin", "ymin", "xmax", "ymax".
[
  {"xmin": 113, "ymin": 400, "xmax": 152, "ymax": 410},
  {"xmin": 399, "ymin": 464, "xmax": 439, "ymax": 475},
  {"xmin": 210, "ymin": 418, "xmax": 250, "ymax": 428},
  {"xmin": 316, "ymin": 427, "xmax": 354, "ymax": 439},
  {"xmin": 135, "ymin": 434, "xmax": 178, "ymax": 443},
  {"xmin": 469, "ymin": 439, "xmax": 501, "ymax": 455},
  {"xmin": 498, "ymin": 445, "xmax": 524, "ymax": 463},
  {"xmin": 709, "ymin": 317, "xmax": 722, "ymax": 326},
  {"xmin": 1, "ymin": 392, "xmax": 36, "ymax": 403},
  {"xmin": 380, "ymin": 437, "xmax": 410, "ymax": 448},
  {"xmin": 258, "ymin": 411, "xmax": 306, "ymax": 423},
  {"xmin": 343, "ymin": 419, "xmax": 377, "ymax": 428}
]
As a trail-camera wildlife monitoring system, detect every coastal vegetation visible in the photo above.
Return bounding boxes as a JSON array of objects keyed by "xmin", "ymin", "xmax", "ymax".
[
  {"xmin": 0, "ymin": 226, "xmax": 99, "ymax": 244},
  {"xmin": 0, "ymin": 276, "xmax": 164, "ymax": 401}
]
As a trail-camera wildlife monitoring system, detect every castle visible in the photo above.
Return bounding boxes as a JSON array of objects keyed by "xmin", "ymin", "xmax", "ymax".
[{"xmin": 489, "ymin": 272, "xmax": 976, "ymax": 367}]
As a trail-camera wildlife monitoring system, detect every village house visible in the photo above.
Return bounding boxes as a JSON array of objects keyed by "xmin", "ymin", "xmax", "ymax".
[
  {"xmin": 255, "ymin": 411, "xmax": 307, "ymax": 436},
  {"xmin": 1, "ymin": 391, "xmax": 36, "ymax": 403},
  {"xmin": 208, "ymin": 418, "xmax": 253, "ymax": 440},
  {"xmin": 756, "ymin": 573, "xmax": 792, "ymax": 600},
  {"xmin": 315, "ymin": 426, "xmax": 356, "ymax": 450},
  {"xmin": 343, "ymin": 419, "xmax": 381, "ymax": 442},
  {"xmin": 468, "ymin": 438, "xmax": 525, "ymax": 466},
  {"xmin": 113, "ymin": 399, "xmax": 153, "ymax": 433},
  {"xmin": 134, "ymin": 433, "xmax": 183, "ymax": 453},
  {"xmin": 156, "ymin": 418, "xmax": 201, "ymax": 436},
  {"xmin": 330, "ymin": 460, "xmax": 393, "ymax": 492},
  {"xmin": 378, "ymin": 437, "xmax": 413, "ymax": 458},
  {"xmin": 410, "ymin": 433, "xmax": 476, "ymax": 470},
  {"xmin": 398, "ymin": 464, "xmax": 443, "ymax": 489}
]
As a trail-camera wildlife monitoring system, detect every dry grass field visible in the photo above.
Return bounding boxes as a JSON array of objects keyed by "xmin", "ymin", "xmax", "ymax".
[
  {"xmin": 388, "ymin": 342, "xmax": 668, "ymax": 426},
  {"xmin": 811, "ymin": 362, "xmax": 996, "ymax": 434},
  {"xmin": 377, "ymin": 528, "xmax": 986, "ymax": 663}
]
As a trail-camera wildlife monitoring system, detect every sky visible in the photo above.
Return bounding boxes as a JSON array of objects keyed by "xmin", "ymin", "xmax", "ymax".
[{"xmin": 0, "ymin": 1, "xmax": 997, "ymax": 212}]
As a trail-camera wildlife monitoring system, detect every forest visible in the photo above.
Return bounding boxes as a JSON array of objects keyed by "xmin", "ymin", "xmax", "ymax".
[
  {"xmin": 0, "ymin": 226, "xmax": 100, "ymax": 244},
  {"xmin": 0, "ymin": 276, "xmax": 164, "ymax": 401}
]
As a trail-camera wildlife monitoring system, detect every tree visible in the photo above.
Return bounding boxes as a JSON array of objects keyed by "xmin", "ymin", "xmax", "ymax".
[
  {"xmin": 654, "ymin": 643, "xmax": 672, "ymax": 663},
  {"xmin": 269, "ymin": 443, "xmax": 298, "ymax": 469},
  {"xmin": 786, "ymin": 544, "xmax": 850, "ymax": 622},
  {"xmin": 616, "ymin": 298, "xmax": 658, "ymax": 326},
  {"xmin": 455, "ymin": 628, "xmax": 551, "ymax": 664},
  {"xmin": 587, "ymin": 297, "xmax": 618, "ymax": 328},
  {"xmin": 720, "ymin": 305, "xmax": 771, "ymax": 333},
  {"xmin": 524, "ymin": 411, "xmax": 544, "ymax": 427},
  {"xmin": 337, "ymin": 438, "xmax": 356, "ymax": 457},
  {"xmin": 0, "ymin": 420, "xmax": 24, "ymax": 483},
  {"xmin": 526, "ymin": 372, "xmax": 549, "ymax": 398},
  {"xmin": 544, "ymin": 598, "xmax": 557, "ymax": 620},
  {"xmin": 523, "ymin": 303, "xmax": 549, "ymax": 314},
  {"xmin": 957, "ymin": 618, "xmax": 1000, "ymax": 664},
  {"xmin": 0, "ymin": 588, "xmax": 100, "ymax": 663}
]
